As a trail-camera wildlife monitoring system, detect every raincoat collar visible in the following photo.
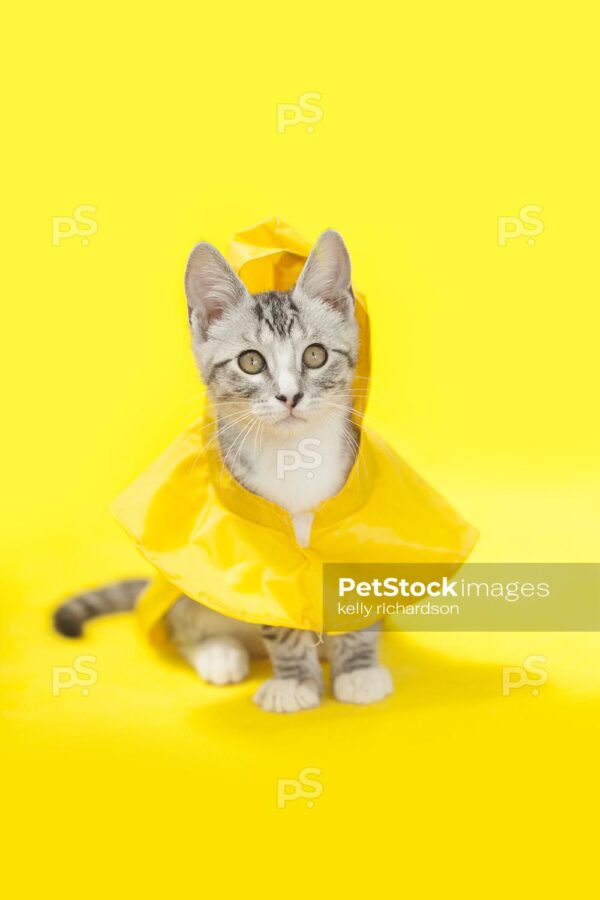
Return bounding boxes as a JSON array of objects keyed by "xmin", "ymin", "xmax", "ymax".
[{"xmin": 199, "ymin": 414, "xmax": 377, "ymax": 536}]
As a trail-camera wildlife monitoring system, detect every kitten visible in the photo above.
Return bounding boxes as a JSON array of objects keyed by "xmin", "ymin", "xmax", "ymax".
[{"xmin": 54, "ymin": 231, "xmax": 392, "ymax": 712}]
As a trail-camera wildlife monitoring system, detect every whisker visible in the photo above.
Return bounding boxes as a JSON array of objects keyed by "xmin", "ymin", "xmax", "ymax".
[
  {"xmin": 231, "ymin": 418, "xmax": 258, "ymax": 474},
  {"xmin": 201, "ymin": 411, "xmax": 254, "ymax": 463},
  {"xmin": 221, "ymin": 417, "xmax": 256, "ymax": 477}
]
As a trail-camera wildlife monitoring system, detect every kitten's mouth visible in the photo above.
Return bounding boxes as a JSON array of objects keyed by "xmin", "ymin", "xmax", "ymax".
[{"xmin": 275, "ymin": 411, "xmax": 306, "ymax": 425}]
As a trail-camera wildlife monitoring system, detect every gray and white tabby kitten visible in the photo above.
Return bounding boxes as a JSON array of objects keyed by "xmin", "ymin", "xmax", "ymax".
[{"xmin": 54, "ymin": 231, "xmax": 392, "ymax": 712}]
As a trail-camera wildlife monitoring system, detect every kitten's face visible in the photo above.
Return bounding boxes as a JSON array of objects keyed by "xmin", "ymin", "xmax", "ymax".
[{"xmin": 185, "ymin": 231, "xmax": 359, "ymax": 438}]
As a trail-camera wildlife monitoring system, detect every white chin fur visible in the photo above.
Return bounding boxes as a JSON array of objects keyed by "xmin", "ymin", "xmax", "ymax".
[
  {"xmin": 267, "ymin": 417, "xmax": 311, "ymax": 437},
  {"xmin": 253, "ymin": 409, "xmax": 317, "ymax": 436}
]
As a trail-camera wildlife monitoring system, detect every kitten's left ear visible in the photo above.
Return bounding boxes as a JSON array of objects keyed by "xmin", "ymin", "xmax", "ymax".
[{"xmin": 294, "ymin": 230, "xmax": 353, "ymax": 315}]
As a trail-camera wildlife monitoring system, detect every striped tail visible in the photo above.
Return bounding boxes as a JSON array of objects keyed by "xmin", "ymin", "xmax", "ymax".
[{"xmin": 53, "ymin": 579, "xmax": 148, "ymax": 638}]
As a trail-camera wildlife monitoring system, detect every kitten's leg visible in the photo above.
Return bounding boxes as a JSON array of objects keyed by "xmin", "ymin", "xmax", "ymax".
[
  {"xmin": 330, "ymin": 626, "xmax": 393, "ymax": 704},
  {"xmin": 253, "ymin": 626, "xmax": 323, "ymax": 713},
  {"xmin": 165, "ymin": 598, "xmax": 252, "ymax": 685},
  {"xmin": 179, "ymin": 637, "xmax": 250, "ymax": 685}
]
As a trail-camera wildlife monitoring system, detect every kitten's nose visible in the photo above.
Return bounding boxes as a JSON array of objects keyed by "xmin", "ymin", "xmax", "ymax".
[{"xmin": 275, "ymin": 392, "xmax": 304, "ymax": 409}]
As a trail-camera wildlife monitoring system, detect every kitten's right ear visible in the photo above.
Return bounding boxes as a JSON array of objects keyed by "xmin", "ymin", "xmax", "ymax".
[{"xmin": 184, "ymin": 243, "xmax": 249, "ymax": 337}]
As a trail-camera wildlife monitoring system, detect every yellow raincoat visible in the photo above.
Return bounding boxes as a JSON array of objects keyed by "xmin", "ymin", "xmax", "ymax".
[{"xmin": 111, "ymin": 219, "xmax": 478, "ymax": 639}]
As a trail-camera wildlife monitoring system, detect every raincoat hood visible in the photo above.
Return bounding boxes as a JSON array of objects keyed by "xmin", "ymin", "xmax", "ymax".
[{"xmin": 112, "ymin": 219, "xmax": 478, "ymax": 636}]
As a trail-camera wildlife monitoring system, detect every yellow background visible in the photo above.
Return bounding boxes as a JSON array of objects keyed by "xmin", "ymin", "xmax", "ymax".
[{"xmin": 1, "ymin": 2, "xmax": 598, "ymax": 897}]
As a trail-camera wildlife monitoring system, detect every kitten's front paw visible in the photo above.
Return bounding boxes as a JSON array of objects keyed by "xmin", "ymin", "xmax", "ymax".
[
  {"xmin": 333, "ymin": 666, "xmax": 393, "ymax": 704},
  {"xmin": 192, "ymin": 638, "xmax": 250, "ymax": 685},
  {"xmin": 253, "ymin": 678, "xmax": 321, "ymax": 713}
]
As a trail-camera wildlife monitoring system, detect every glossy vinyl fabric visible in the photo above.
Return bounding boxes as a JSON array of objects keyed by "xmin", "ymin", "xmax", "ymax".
[{"xmin": 111, "ymin": 219, "xmax": 479, "ymax": 636}]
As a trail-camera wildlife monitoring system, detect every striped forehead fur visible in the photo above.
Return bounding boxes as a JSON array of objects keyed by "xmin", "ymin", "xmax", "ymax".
[{"xmin": 251, "ymin": 291, "xmax": 301, "ymax": 338}]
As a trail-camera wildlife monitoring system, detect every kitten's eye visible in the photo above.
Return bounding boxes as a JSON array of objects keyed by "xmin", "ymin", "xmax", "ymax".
[
  {"xmin": 238, "ymin": 350, "xmax": 266, "ymax": 374},
  {"xmin": 302, "ymin": 344, "xmax": 328, "ymax": 369}
]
